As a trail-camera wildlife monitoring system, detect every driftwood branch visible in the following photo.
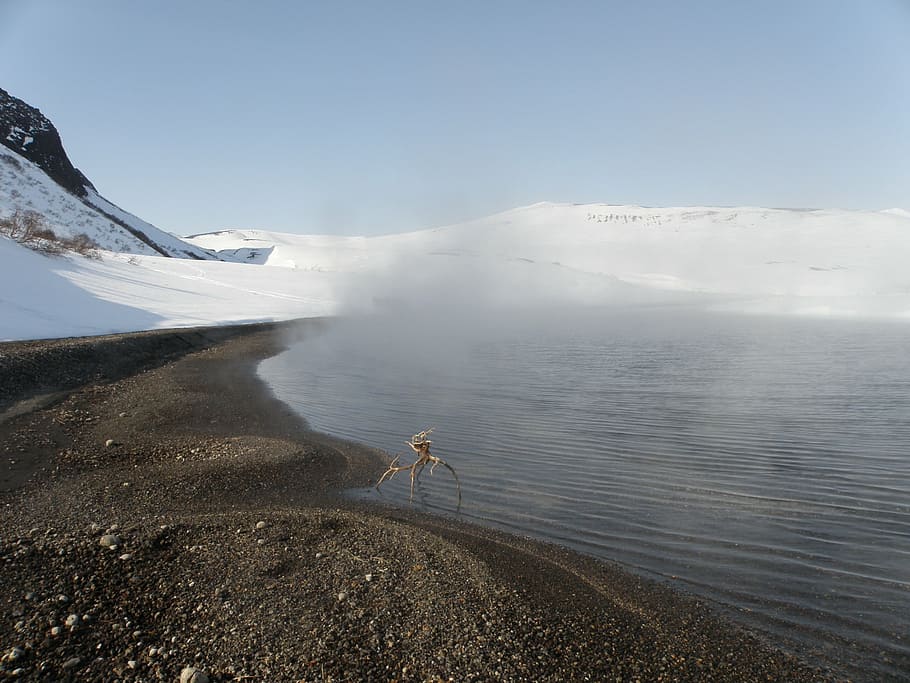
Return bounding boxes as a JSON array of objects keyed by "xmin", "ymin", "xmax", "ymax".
[{"xmin": 376, "ymin": 428, "xmax": 462, "ymax": 507}]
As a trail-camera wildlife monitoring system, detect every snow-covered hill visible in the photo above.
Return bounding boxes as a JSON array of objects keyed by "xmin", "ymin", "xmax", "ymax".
[
  {"xmin": 6, "ymin": 83, "xmax": 905, "ymax": 342},
  {"xmin": 188, "ymin": 202, "xmax": 910, "ymax": 316},
  {"xmin": 0, "ymin": 147, "xmax": 214, "ymax": 258},
  {"xmin": 1, "ymin": 87, "xmax": 214, "ymax": 259},
  {"xmin": 2, "ymin": 201, "xmax": 909, "ymax": 341},
  {"xmin": 0, "ymin": 236, "xmax": 337, "ymax": 341}
]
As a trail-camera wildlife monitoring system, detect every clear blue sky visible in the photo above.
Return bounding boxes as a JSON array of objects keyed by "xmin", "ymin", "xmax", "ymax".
[{"xmin": 1, "ymin": 1, "xmax": 908, "ymax": 236}]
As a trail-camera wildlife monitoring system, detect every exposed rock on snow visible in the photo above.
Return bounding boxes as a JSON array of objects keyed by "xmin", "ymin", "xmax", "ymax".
[
  {"xmin": 0, "ymin": 87, "xmax": 94, "ymax": 197},
  {"xmin": 0, "ymin": 88, "xmax": 216, "ymax": 259}
]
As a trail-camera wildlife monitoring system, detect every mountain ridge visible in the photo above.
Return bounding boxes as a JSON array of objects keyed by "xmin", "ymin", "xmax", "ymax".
[
  {"xmin": 0, "ymin": 86, "xmax": 94, "ymax": 197},
  {"xmin": 0, "ymin": 87, "xmax": 214, "ymax": 259}
]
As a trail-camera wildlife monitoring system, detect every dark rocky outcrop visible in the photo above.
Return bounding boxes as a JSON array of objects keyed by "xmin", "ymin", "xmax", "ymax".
[
  {"xmin": 1, "ymin": 87, "xmax": 219, "ymax": 260},
  {"xmin": 0, "ymin": 87, "xmax": 95, "ymax": 197}
]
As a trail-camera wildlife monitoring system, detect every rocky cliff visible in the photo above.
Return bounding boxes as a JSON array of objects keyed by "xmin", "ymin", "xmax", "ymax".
[{"xmin": 1, "ymin": 87, "xmax": 95, "ymax": 197}]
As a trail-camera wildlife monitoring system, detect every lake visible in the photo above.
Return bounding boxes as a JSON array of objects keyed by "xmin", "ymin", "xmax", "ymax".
[{"xmin": 259, "ymin": 310, "xmax": 910, "ymax": 681}]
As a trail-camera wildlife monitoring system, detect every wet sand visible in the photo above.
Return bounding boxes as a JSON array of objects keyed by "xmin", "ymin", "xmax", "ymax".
[{"xmin": 0, "ymin": 322, "xmax": 839, "ymax": 681}]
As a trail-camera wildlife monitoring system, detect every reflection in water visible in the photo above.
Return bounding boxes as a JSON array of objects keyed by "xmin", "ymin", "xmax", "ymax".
[{"xmin": 261, "ymin": 311, "xmax": 910, "ymax": 681}]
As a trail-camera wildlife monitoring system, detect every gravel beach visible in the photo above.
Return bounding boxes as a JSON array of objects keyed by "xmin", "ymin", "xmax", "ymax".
[{"xmin": 0, "ymin": 321, "xmax": 840, "ymax": 682}]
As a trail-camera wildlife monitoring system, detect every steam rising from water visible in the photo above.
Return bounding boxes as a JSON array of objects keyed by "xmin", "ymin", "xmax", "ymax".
[
  {"xmin": 266, "ymin": 215, "xmax": 910, "ymax": 681},
  {"xmin": 316, "ymin": 228, "xmax": 713, "ymax": 374}
]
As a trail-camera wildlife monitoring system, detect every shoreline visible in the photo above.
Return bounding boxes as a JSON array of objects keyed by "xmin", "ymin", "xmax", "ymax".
[{"xmin": 0, "ymin": 322, "xmax": 840, "ymax": 681}]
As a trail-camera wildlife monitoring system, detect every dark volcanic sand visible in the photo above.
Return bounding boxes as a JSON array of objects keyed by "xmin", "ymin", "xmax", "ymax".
[{"xmin": 0, "ymin": 322, "xmax": 840, "ymax": 682}]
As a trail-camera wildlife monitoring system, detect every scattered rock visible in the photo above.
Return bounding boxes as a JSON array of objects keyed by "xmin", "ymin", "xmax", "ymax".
[
  {"xmin": 255, "ymin": 520, "xmax": 268, "ymax": 530},
  {"xmin": 119, "ymin": 412, "xmax": 128, "ymax": 418},
  {"xmin": 104, "ymin": 439, "xmax": 116, "ymax": 448},
  {"xmin": 180, "ymin": 666, "xmax": 210, "ymax": 683},
  {"xmin": 3, "ymin": 647, "xmax": 25, "ymax": 663},
  {"xmin": 0, "ymin": 326, "xmax": 844, "ymax": 683},
  {"xmin": 50, "ymin": 626, "xmax": 62, "ymax": 637},
  {"xmin": 62, "ymin": 656, "xmax": 81, "ymax": 669},
  {"xmin": 99, "ymin": 534, "xmax": 121, "ymax": 548},
  {"xmin": 65, "ymin": 614, "xmax": 80, "ymax": 628}
]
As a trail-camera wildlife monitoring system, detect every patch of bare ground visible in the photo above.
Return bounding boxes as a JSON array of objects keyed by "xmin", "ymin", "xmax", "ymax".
[{"xmin": 0, "ymin": 323, "xmax": 839, "ymax": 681}]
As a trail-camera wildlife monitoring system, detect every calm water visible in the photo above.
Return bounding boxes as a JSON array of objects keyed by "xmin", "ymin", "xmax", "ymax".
[{"xmin": 260, "ymin": 311, "xmax": 910, "ymax": 681}]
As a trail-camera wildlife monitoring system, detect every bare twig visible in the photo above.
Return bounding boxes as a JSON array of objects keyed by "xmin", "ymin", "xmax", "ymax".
[{"xmin": 376, "ymin": 428, "xmax": 462, "ymax": 507}]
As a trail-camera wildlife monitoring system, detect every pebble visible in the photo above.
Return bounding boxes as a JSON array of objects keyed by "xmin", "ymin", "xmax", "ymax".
[
  {"xmin": 104, "ymin": 439, "xmax": 116, "ymax": 448},
  {"xmin": 50, "ymin": 626, "xmax": 62, "ymax": 636},
  {"xmin": 99, "ymin": 534, "xmax": 121, "ymax": 548},
  {"xmin": 119, "ymin": 412, "xmax": 128, "ymax": 418},
  {"xmin": 65, "ymin": 614, "xmax": 80, "ymax": 628},
  {"xmin": 180, "ymin": 666, "xmax": 210, "ymax": 683},
  {"xmin": 62, "ymin": 656, "xmax": 81, "ymax": 669},
  {"xmin": 255, "ymin": 520, "xmax": 268, "ymax": 530},
  {"xmin": 0, "ymin": 334, "xmax": 839, "ymax": 683},
  {"xmin": 119, "ymin": 553, "xmax": 133, "ymax": 561},
  {"xmin": 4, "ymin": 647, "xmax": 25, "ymax": 663}
]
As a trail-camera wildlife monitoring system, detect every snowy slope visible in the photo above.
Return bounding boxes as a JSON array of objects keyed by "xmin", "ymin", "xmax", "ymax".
[
  {"xmin": 2, "ymin": 86, "xmax": 214, "ymax": 260},
  {"xmin": 83, "ymin": 189, "xmax": 215, "ymax": 259},
  {"xmin": 3, "ymin": 201, "xmax": 909, "ymax": 342},
  {"xmin": 1, "ymin": 85, "xmax": 93, "ymax": 198},
  {"xmin": 189, "ymin": 202, "xmax": 910, "ymax": 316},
  {"xmin": 0, "ymin": 147, "xmax": 215, "ymax": 258},
  {"xmin": 0, "ymin": 236, "xmax": 337, "ymax": 341}
]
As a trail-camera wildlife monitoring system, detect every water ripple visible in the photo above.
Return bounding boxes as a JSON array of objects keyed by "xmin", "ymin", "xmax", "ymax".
[{"xmin": 261, "ymin": 312, "xmax": 910, "ymax": 681}]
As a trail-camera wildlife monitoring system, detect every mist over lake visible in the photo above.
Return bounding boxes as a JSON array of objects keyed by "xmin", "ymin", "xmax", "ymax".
[{"xmin": 260, "ymin": 309, "xmax": 910, "ymax": 679}]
